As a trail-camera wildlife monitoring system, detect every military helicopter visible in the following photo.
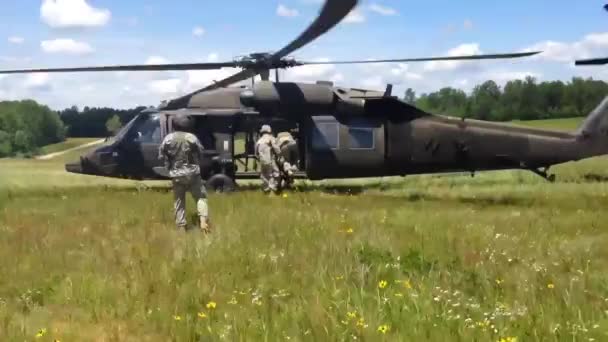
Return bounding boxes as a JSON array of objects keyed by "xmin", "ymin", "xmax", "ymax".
[{"xmin": 5, "ymin": 0, "xmax": 607, "ymax": 193}]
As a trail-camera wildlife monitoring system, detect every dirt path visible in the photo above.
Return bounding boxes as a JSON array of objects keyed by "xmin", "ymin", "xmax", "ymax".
[{"xmin": 35, "ymin": 139, "xmax": 105, "ymax": 160}]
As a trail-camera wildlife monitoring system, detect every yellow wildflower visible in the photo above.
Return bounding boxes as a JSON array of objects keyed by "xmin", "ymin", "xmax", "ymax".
[
  {"xmin": 496, "ymin": 279, "xmax": 504, "ymax": 285},
  {"xmin": 335, "ymin": 275, "xmax": 344, "ymax": 280},
  {"xmin": 403, "ymin": 280, "xmax": 412, "ymax": 289},
  {"xmin": 345, "ymin": 227, "xmax": 354, "ymax": 234},
  {"xmin": 173, "ymin": 315, "xmax": 182, "ymax": 321},
  {"xmin": 356, "ymin": 318, "xmax": 368, "ymax": 328},
  {"xmin": 347, "ymin": 311, "xmax": 357, "ymax": 319},
  {"xmin": 198, "ymin": 312, "xmax": 207, "ymax": 319},
  {"xmin": 282, "ymin": 193, "xmax": 288, "ymax": 198},
  {"xmin": 394, "ymin": 293, "xmax": 404, "ymax": 297},
  {"xmin": 378, "ymin": 280, "xmax": 388, "ymax": 289},
  {"xmin": 498, "ymin": 337, "xmax": 517, "ymax": 342},
  {"xmin": 206, "ymin": 301, "xmax": 217, "ymax": 309},
  {"xmin": 253, "ymin": 298, "xmax": 262, "ymax": 306},
  {"xmin": 377, "ymin": 324, "xmax": 390, "ymax": 334},
  {"xmin": 35, "ymin": 328, "xmax": 47, "ymax": 338},
  {"xmin": 547, "ymin": 283, "xmax": 555, "ymax": 289},
  {"xmin": 228, "ymin": 296, "xmax": 238, "ymax": 305}
]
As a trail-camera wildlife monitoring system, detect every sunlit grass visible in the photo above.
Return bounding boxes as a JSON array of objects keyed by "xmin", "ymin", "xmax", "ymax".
[
  {"xmin": 0, "ymin": 118, "xmax": 607, "ymax": 340},
  {"xmin": 39, "ymin": 138, "xmax": 102, "ymax": 155}
]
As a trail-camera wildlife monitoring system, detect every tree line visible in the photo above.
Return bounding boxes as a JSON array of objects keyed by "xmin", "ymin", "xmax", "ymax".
[
  {"xmin": 58, "ymin": 105, "xmax": 149, "ymax": 137},
  {"xmin": 1, "ymin": 76, "xmax": 608, "ymax": 157},
  {"xmin": 0, "ymin": 100, "xmax": 66, "ymax": 157},
  {"xmin": 406, "ymin": 77, "xmax": 608, "ymax": 121}
]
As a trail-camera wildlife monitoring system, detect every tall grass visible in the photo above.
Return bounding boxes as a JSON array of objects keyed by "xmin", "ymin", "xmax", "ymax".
[{"xmin": 0, "ymin": 118, "xmax": 607, "ymax": 340}]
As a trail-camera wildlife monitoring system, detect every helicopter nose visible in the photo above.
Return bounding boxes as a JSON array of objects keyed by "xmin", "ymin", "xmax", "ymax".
[{"xmin": 65, "ymin": 159, "xmax": 83, "ymax": 174}]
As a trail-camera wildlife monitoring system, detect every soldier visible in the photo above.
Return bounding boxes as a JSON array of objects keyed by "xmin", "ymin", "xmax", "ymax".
[
  {"xmin": 158, "ymin": 114, "xmax": 211, "ymax": 233},
  {"xmin": 255, "ymin": 124, "xmax": 282, "ymax": 193},
  {"xmin": 277, "ymin": 131, "xmax": 298, "ymax": 188}
]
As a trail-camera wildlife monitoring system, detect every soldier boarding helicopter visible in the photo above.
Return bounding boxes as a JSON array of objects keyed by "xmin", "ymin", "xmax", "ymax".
[{"xmin": 4, "ymin": 0, "xmax": 605, "ymax": 193}]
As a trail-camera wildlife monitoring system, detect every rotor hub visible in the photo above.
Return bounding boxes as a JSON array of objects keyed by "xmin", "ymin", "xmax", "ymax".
[{"xmin": 233, "ymin": 53, "xmax": 300, "ymax": 70}]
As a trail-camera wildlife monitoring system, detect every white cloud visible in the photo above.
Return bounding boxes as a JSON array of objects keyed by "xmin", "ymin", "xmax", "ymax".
[
  {"xmin": 344, "ymin": 8, "xmax": 365, "ymax": 23},
  {"xmin": 484, "ymin": 70, "xmax": 542, "ymax": 85},
  {"xmin": 193, "ymin": 26, "xmax": 206, "ymax": 37},
  {"xmin": 524, "ymin": 32, "xmax": 608, "ymax": 63},
  {"xmin": 277, "ymin": 4, "xmax": 299, "ymax": 18},
  {"xmin": 424, "ymin": 43, "xmax": 482, "ymax": 72},
  {"xmin": 8, "ymin": 36, "xmax": 24, "ymax": 44},
  {"xmin": 277, "ymin": 4, "xmax": 300, "ymax": 17},
  {"xmin": 389, "ymin": 63, "xmax": 422, "ymax": 81},
  {"xmin": 369, "ymin": 3, "xmax": 397, "ymax": 16},
  {"xmin": 40, "ymin": 0, "xmax": 111, "ymax": 28},
  {"xmin": 207, "ymin": 53, "xmax": 219, "ymax": 62},
  {"xmin": 41, "ymin": 39, "xmax": 94, "ymax": 55},
  {"xmin": 148, "ymin": 78, "xmax": 181, "ymax": 95},
  {"xmin": 24, "ymin": 74, "xmax": 51, "ymax": 89}
]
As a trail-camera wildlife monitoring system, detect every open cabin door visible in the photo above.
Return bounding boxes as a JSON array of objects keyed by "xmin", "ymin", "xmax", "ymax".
[{"xmin": 305, "ymin": 116, "xmax": 386, "ymax": 180}]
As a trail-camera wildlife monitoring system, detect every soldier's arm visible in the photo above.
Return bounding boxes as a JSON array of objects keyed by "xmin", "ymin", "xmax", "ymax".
[
  {"xmin": 158, "ymin": 139, "xmax": 170, "ymax": 169},
  {"xmin": 187, "ymin": 134, "xmax": 205, "ymax": 162},
  {"xmin": 270, "ymin": 138, "xmax": 285, "ymax": 165}
]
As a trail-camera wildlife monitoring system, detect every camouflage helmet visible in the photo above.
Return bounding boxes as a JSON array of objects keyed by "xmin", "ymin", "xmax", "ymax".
[
  {"xmin": 260, "ymin": 124, "xmax": 272, "ymax": 134},
  {"xmin": 172, "ymin": 114, "xmax": 193, "ymax": 132}
]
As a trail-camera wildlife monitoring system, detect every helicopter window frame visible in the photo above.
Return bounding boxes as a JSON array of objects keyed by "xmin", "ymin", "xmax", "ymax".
[
  {"xmin": 133, "ymin": 114, "xmax": 162, "ymax": 144},
  {"xmin": 347, "ymin": 124, "xmax": 375, "ymax": 150},
  {"xmin": 311, "ymin": 121, "xmax": 339, "ymax": 151}
]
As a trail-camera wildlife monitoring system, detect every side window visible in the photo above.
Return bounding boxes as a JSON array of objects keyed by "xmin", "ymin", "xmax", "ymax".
[
  {"xmin": 348, "ymin": 126, "xmax": 374, "ymax": 149},
  {"xmin": 136, "ymin": 114, "xmax": 161, "ymax": 144},
  {"xmin": 312, "ymin": 122, "xmax": 339, "ymax": 150}
]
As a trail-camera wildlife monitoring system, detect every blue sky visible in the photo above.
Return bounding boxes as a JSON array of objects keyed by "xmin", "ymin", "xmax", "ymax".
[{"xmin": 1, "ymin": 0, "xmax": 608, "ymax": 109}]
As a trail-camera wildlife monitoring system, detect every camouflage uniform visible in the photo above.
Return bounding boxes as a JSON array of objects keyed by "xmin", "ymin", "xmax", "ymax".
[
  {"xmin": 277, "ymin": 133, "xmax": 298, "ymax": 172},
  {"xmin": 255, "ymin": 125, "xmax": 282, "ymax": 193},
  {"xmin": 277, "ymin": 132, "xmax": 298, "ymax": 187},
  {"xmin": 159, "ymin": 128, "xmax": 210, "ymax": 231}
]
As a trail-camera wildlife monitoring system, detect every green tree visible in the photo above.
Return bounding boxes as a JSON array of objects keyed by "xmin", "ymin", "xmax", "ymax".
[
  {"xmin": 469, "ymin": 81, "xmax": 501, "ymax": 120},
  {"xmin": 105, "ymin": 115, "xmax": 123, "ymax": 135},
  {"xmin": 403, "ymin": 88, "xmax": 416, "ymax": 104},
  {"xmin": 0, "ymin": 130, "xmax": 12, "ymax": 157}
]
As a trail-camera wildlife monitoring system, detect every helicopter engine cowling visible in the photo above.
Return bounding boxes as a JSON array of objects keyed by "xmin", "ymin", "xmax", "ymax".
[{"xmin": 240, "ymin": 81, "xmax": 336, "ymax": 116}]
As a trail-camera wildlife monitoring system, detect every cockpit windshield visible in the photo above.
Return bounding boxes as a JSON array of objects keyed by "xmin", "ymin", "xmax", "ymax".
[{"xmin": 105, "ymin": 114, "xmax": 140, "ymax": 145}]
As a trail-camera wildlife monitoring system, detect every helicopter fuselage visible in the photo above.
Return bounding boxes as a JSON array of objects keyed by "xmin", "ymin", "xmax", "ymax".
[{"xmin": 65, "ymin": 81, "xmax": 608, "ymax": 189}]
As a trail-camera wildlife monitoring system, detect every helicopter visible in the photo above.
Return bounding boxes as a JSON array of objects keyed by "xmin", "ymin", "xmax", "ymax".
[{"xmin": 3, "ymin": 0, "xmax": 607, "ymax": 193}]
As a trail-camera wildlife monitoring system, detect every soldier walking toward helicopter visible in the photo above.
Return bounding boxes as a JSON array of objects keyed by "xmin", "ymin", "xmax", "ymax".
[
  {"xmin": 159, "ymin": 114, "xmax": 211, "ymax": 233},
  {"xmin": 255, "ymin": 125, "xmax": 283, "ymax": 193}
]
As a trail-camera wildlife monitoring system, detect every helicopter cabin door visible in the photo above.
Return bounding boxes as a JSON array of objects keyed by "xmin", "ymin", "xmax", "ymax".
[
  {"xmin": 305, "ymin": 116, "xmax": 385, "ymax": 180},
  {"xmin": 131, "ymin": 113, "xmax": 164, "ymax": 176}
]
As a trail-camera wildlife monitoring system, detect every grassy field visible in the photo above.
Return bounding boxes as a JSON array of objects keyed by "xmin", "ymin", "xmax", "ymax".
[
  {"xmin": 1, "ymin": 119, "xmax": 608, "ymax": 341},
  {"xmin": 39, "ymin": 138, "xmax": 103, "ymax": 155},
  {"xmin": 511, "ymin": 117, "xmax": 584, "ymax": 131}
]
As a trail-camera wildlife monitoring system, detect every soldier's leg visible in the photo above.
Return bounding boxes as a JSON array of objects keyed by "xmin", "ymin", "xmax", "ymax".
[
  {"xmin": 269, "ymin": 165, "xmax": 280, "ymax": 193},
  {"xmin": 172, "ymin": 179, "xmax": 187, "ymax": 229},
  {"xmin": 189, "ymin": 175, "xmax": 210, "ymax": 233},
  {"xmin": 260, "ymin": 164, "xmax": 272, "ymax": 193}
]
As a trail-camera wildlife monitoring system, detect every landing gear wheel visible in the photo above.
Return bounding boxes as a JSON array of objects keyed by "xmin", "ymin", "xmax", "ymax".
[{"xmin": 206, "ymin": 174, "xmax": 236, "ymax": 193}]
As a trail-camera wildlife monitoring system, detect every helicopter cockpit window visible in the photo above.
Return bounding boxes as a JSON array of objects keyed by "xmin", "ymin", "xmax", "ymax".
[
  {"xmin": 312, "ymin": 122, "xmax": 339, "ymax": 150},
  {"xmin": 134, "ymin": 114, "xmax": 161, "ymax": 144},
  {"xmin": 348, "ymin": 126, "xmax": 374, "ymax": 149}
]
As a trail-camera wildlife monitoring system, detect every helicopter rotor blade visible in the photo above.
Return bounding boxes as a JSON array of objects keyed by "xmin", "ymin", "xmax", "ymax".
[
  {"xmin": 298, "ymin": 51, "xmax": 542, "ymax": 65},
  {"xmin": 163, "ymin": 68, "xmax": 260, "ymax": 109},
  {"xmin": 575, "ymin": 57, "xmax": 608, "ymax": 66},
  {"xmin": 271, "ymin": 0, "xmax": 358, "ymax": 62},
  {"xmin": 0, "ymin": 62, "xmax": 237, "ymax": 74},
  {"xmin": 170, "ymin": 0, "xmax": 359, "ymax": 100}
]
